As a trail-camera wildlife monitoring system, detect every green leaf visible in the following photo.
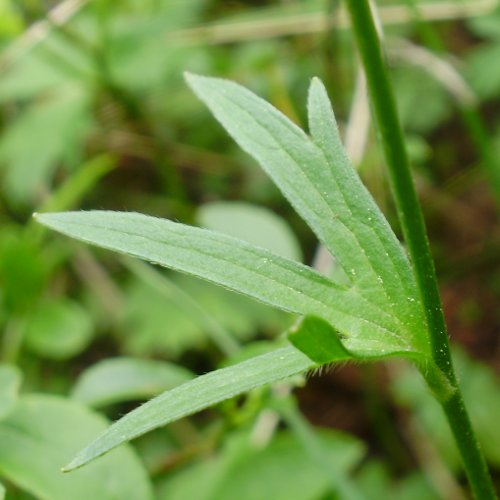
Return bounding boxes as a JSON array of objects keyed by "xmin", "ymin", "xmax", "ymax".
[
  {"xmin": 288, "ymin": 316, "xmax": 352, "ymax": 364},
  {"xmin": 356, "ymin": 461, "xmax": 440, "ymax": 500},
  {"xmin": 0, "ymin": 51, "xmax": 70, "ymax": 102},
  {"xmin": 186, "ymin": 72, "xmax": 428, "ymax": 356},
  {"xmin": 157, "ymin": 429, "xmax": 364, "ymax": 500},
  {"xmin": 466, "ymin": 43, "xmax": 500, "ymax": 100},
  {"xmin": 0, "ymin": 229, "xmax": 47, "ymax": 312},
  {"xmin": 24, "ymin": 298, "xmax": 93, "ymax": 360},
  {"xmin": 0, "ymin": 394, "xmax": 153, "ymax": 500},
  {"xmin": 219, "ymin": 340, "xmax": 285, "ymax": 368},
  {"xmin": 63, "ymin": 346, "xmax": 314, "ymax": 471},
  {"xmin": 34, "ymin": 210, "xmax": 417, "ymax": 356},
  {"xmin": 0, "ymin": 89, "xmax": 92, "ymax": 204},
  {"xmin": 71, "ymin": 357, "xmax": 194, "ymax": 407},
  {"xmin": 467, "ymin": 10, "xmax": 500, "ymax": 40},
  {"xmin": 393, "ymin": 66, "xmax": 451, "ymax": 133},
  {"xmin": 307, "ymin": 77, "xmax": 422, "ymax": 318},
  {"xmin": 0, "ymin": 0, "xmax": 23, "ymax": 38},
  {"xmin": 0, "ymin": 480, "xmax": 4, "ymax": 500},
  {"xmin": 33, "ymin": 75, "xmax": 436, "ymax": 474},
  {"xmin": 121, "ymin": 276, "xmax": 210, "ymax": 357},
  {"xmin": 197, "ymin": 201, "xmax": 302, "ymax": 261},
  {"xmin": 38, "ymin": 154, "xmax": 116, "ymax": 214},
  {"xmin": 0, "ymin": 364, "xmax": 21, "ymax": 421}
]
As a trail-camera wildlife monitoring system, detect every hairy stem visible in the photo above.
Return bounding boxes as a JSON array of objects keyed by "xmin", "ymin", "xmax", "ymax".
[{"xmin": 344, "ymin": 0, "xmax": 496, "ymax": 498}]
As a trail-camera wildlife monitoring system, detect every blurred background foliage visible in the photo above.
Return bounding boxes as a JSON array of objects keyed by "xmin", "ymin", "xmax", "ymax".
[{"xmin": 0, "ymin": 0, "xmax": 499, "ymax": 498}]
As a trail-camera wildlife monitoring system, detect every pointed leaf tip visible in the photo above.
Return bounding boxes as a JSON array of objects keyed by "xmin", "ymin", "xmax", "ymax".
[
  {"xmin": 308, "ymin": 77, "xmax": 328, "ymax": 99},
  {"xmin": 309, "ymin": 76, "xmax": 323, "ymax": 89},
  {"xmin": 33, "ymin": 211, "xmax": 54, "ymax": 223},
  {"xmin": 183, "ymin": 71, "xmax": 195, "ymax": 83},
  {"xmin": 32, "ymin": 211, "xmax": 47, "ymax": 222},
  {"xmin": 184, "ymin": 72, "xmax": 212, "ymax": 92},
  {"xmin": 62, "ymin": 460, "xmax": 78, "ymax": 473}
]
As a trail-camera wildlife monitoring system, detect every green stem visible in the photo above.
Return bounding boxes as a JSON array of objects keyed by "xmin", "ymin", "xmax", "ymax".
[
  {"xmin": 344, "ymin": 1, "xmax": 496, "ymax": 498},
  {"xmin": 460, "ymin": 107, "xmax": 500, "ymax": 205},
  {"xmin": 442, "ymin": 392, "xmax": 497, "ymax": 499}
]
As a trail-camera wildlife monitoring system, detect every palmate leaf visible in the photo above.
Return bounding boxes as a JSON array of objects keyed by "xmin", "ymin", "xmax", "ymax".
[
  {"xmin": 186, "ymin": 74, "xmax": 428, "ymax": 356},
  {"xmin": 35, "ymin": 74, "xmax": 431, "ymax": 471}
]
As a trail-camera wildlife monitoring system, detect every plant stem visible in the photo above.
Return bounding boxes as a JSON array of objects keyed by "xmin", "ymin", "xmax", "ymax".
[{"xmin": 344, "ymin": 0, "xmax": 496, "ymax": 498}]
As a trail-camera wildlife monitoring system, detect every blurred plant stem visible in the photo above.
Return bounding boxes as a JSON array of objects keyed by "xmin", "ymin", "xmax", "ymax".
[
  {"xmin": 167, "ymin": 0, "xmax": 498, "ymax": 46},
  {"xmin": 345, "ymin": 0, "xmax": 496, "ymax": 498},
  {"xmin": 1, "ymin": 316, "xmax": 25, "ymax": 364},
  {"xmin": 123, "ymin": 258, "xmax": 241, "ymax": 357},
  {"xmin": 0, "ymin": 0, "xmax": 88, "ymax": 72}
]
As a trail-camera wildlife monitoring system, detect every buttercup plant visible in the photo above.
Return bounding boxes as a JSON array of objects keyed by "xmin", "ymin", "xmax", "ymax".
[{"xmin": 35, "ymin": 1, "xmax": 496, "ymax": 497}]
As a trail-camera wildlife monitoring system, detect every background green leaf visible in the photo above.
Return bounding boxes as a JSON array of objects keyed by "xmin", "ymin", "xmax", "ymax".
[
  {"xmin": 157, "ymin": 428, "xmax": 365, "ymax": 500},
  {"xmin": 71, "ymin": 357, "xmax": 194, "ymax": 407},
  {"xmin": 24, "ymin": 298, "xmax": 93, "ymax": 360},
  {"xmin": 120, "ymin": 271, "xmax": 287, "ymax": 358},
  {"xmin": 0, "ymin": 394, "xmax": 153, "ymax": 499},
  {"xmin": 197, "ymin": 201, "xmax": 302, "ymax": 261},
  {"xmin": 0, "ymin": 90, "xmax": 92, "ymax": 205}
]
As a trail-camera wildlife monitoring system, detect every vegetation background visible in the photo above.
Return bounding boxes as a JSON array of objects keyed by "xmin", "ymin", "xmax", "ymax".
[{"xmin": 0, "ymin": 0, "xmax": 498, "ymax": 498}]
